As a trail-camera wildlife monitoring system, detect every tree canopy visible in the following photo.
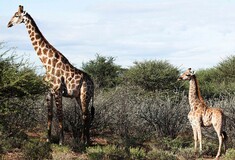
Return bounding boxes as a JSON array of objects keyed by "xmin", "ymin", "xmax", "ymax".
[
  {"xmin": 196, "ymin": 55, "xmax": 235, "ymax": 98},
  {"xmin": 124, "ymin": 60, "xmax": 180, "ymax": 92},
  {"xmin": 0, "ymin": 45, "xmax": 47, "ymax": 140},
  {"xmin": 82, "ymin": 54, "xmax": 123, "ymax": 89},
  {"xmin": 0, "ymin": 53, "xmax": 47, "ymax": 98}
]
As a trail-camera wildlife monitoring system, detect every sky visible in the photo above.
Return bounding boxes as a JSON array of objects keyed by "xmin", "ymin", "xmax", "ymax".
[{"xmin": 1, "ymin": 0, "xmax": 235, "ymax": 73}]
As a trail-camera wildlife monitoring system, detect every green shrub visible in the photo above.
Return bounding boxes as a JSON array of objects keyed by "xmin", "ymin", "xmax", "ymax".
[
  {"xmin": 1, "ymin": 136, "xmax": 24, "ymax": 151},
  {"xmin": 147, "ymin": 149, "xmax": 178, "ymax": 160},
  {"xmin": 82, "ymin": 54, "xmax": 123, "ymax": 89},
  {"xmin": 177, "ymin": 148, "xmax": 195, "ymax": 160},
  {"xmin": 222, "ymin": 148, "xmax": 235, "ymax": 160},
  {"xmin": 0, "ymin": 45, "xmax": 47, "ymax": 152},
  {"xmin": 152, "ymin": 137, "xmax": 192, "ymax": 153},
  {"xmin": 202, "ymin": 141, "xmax": 218, "ymax": 157},
  {"xmin": 103, "ymin": 145, "xmax": 126, "ymax": 160},
  {"xmin": 86, "ymin": 145, "xmax": 104, "ymax": 160},
  {"xmin": 124, "ymin": 60, "xmax": 180, "ymax": 92},
  {"xmin": 51, "ymin": 144, "xmax": 78, "ymax": 160},
  {"xmin": 86, "ymin": 145, "xmax": 127, "ymax": 160},
  {"xmin": 22, "ymin": 140, "xmax": 52, "ymax": 159},
  {"xmin": 196, "ymin": 55, "xmax": 235, "ymax": 98},
  {"xmin": 130, "ymin": 147, "xmax": 146, "ymax": 160},
  {"xmin": 0, "ymin": 131, "xmax": 28, "ymax": 152}
]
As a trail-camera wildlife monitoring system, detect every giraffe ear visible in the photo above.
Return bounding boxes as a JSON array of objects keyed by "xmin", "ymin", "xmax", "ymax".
[
  {"xmin": 191, "ymin": 70, "xmax": 196, "ymax": 75},
  {"xmin": 18, "ymin": 5, "xmax": 24, "ymax": 13}
]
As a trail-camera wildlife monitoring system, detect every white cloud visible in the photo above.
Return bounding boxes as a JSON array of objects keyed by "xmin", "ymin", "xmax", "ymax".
[{"xmin": 1, "ymin": 0, "xmax": 235, "ymax": 72}]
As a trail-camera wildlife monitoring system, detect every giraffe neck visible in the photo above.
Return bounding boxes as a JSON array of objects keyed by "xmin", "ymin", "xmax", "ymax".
[
  {"xmin": 23, "ymin": 13, "xmax": 71, "ymax": 71},
  {"xmin": 189, "ymin": 75, "xmax": 206, "ymax": 110}
]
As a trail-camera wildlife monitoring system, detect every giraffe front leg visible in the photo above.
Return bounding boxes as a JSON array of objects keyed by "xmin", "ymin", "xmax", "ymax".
[
  {"xmin": 192, "ymin": 126, "xmax": 198, "ymax": 153},
  {"xmin": 197, "ymin": 126, "xmax": 203, "ymax": 156},
  {"xmin": 214, "ymin": 125, "xmax": 223, "ymax": 158},
  {"xmin": 54, "ymin": 91, "xmax": 64, "ymax": 145},
  {"xmin": 216, "ymin": 133, "xmax": 223, "ymax": 159},
  {"xmin": 46, "ymin": 92, "xmax": 53, "ymax": 143}
]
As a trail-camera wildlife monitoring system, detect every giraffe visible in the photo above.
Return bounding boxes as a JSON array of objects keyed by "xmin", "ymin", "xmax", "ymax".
[
  {"xmin": 178, "ymin": 68, "xmax": 227, "ymax": 159},
  {"xmin": 7, "ymin": 5, "xmax": 95, "ymax": 145}
]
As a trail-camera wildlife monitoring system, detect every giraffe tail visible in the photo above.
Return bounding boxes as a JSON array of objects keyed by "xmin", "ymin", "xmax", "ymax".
[
  {"xmin": 222, "ymin": 131, "xmax": 228, "ymax": 142},
  {"xmin": 221, "ymin": 112, "xmax": 228, "ymax": 152},
  {"xmin": 222, "ymin": 131, "xmax": 228, "ymax": 152},
  {"xmin": 222, "ymin": 113, "xmax": 228, "ymax": 142}
]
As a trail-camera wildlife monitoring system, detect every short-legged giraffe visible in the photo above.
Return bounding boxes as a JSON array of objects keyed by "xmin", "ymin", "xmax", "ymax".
[
  {"xmin": 178, "ymin": 68, "xmax": 227, "ymax": 159},
  {"xmin": 7, "ymin": 5, "xmax": 95, "ymax": 145}
]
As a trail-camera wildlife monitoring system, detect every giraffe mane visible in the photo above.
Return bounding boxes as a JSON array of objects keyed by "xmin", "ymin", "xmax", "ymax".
[
  {"xmin": 26, "ymin": 13, "xmax": 72, "ymax": 66},
  {"xmin": 193, "ymin": 75, "xmax": 206, "ymax": 105}
]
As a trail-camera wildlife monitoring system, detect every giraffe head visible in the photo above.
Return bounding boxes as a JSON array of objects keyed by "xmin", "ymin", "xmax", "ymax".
[
  {"xmin": 7, "ymin": 5, "xmax": 26, "ymax": 28},
  {"xmin": 178, "ymin": 68, "xmax": 195, "ymax": 81}
]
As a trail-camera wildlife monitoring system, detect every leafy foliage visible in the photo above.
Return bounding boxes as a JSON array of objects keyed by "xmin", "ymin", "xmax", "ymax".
[
  {"xmin": 195, "ymin": 68, "xmax": 222, "ymax": 98},
  {"xmin": 82, "ymin": 54, "xmax": 123, "ymax": 89},
  {"xmin": 0, "ymin": 44, "xmax": 47, "ymax": 152},
  {"xmin": 195, "ymin": 56, "xmax": 235, "ymax": 98},
  {"xmin": 124, "ymin": 60, "xmax": 180, "ymax": 92},
  {"xmin": 222, "ymin": 148, "xmax": 235, "ymax": 160},
  {"xmin": 217, "ymin": 55, "xmax": 235, "ymax": 82},
  {"xmin": 0, "ymin": 53, "xmax": 46, "ymax": 98},
  {"xmin": 147, "ymin": 149, "xmax": 178, "ymax": 160},
  {"xmin": 22, "ymin": 140, "xmax": 52, "ymax": 159},
  {"xmin": 86, "ymin": 145, "xmax": 146, "ymax": 160}
]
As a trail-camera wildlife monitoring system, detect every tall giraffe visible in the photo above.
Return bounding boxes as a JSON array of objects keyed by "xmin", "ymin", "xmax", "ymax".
[
  {"xmin": 178, "ymin": 68, "xmax": 227, "ymax": 159},
  {"xmin": 7, "ymin": 5, "xmax": 95, "ymax": 145}
]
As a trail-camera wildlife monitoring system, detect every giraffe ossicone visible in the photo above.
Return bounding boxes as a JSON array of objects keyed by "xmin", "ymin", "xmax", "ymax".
[
  {"xmin": 8, "ymin": 5, "xmax": 95, "ymax": 145},
  {"xmin": 178, "ymin": 68, "xmax": 227, "ymax": 159}
]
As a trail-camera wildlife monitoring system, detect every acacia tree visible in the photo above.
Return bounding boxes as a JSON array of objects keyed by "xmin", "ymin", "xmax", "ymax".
[
  {"xmin": 82, "ymin": 54, "xmax": 123, "ymax": 89},
  {"xmin": 217, "ymin": 55, "xmax": 235, "ymax": 81},
  {"xmin": 124, "ymin": 60, "xmax": 180, "ymax": 92},
  {"xmin": 195, "ymin": 55, "xmax": 235, "ymax": 98},
  {"xmin": 0, "ymin": 44, "xmax": 47, "ymax": 150},
  {"xmin": 216, "ymin": 55, "xmax": 235, "ymax": 94}
]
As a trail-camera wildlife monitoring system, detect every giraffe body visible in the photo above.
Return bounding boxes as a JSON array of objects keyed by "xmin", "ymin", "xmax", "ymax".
[
  {"xmin": 8, "ymin": 5, "xmax": 94, "ymax": 145},
  {"xmin": 178, "ymin": 68, "xmax": 227, "ymax": 159}
]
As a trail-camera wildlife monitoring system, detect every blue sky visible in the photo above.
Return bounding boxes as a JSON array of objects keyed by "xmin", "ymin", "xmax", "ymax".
[{"xmin": 1, "ymin": 0, "xmax": 235, "ymax": 73}]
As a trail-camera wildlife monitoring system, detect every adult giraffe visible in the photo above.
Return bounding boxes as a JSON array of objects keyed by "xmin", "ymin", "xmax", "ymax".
[
  {"xmin": 178, "ymin": 68, "xmax": 227, "ymax": 159},
  {"xmin": 7, "ymin": 5, "xmax": 95, "ymax": 145}
]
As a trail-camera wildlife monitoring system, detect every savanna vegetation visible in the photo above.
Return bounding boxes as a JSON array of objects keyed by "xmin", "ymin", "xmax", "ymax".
[{"xmin": 1, "ymin": 42, "xmax": 235, "ymax": 159}]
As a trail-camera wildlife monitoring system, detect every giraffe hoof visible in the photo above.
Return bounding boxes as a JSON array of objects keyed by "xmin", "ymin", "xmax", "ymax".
[
  {"xmin": 59, "ymin": 139, "xmax": 64, "ymax": 146},
  {"xmin": 46, "ymin": 138, "xmax": 50, "ymax": 143}
]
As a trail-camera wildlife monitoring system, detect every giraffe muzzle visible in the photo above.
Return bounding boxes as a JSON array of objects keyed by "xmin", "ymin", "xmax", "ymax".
[
  {"xmin": 7, "ymin": 22, "xmax": 13, "ymax": 28},
  {"xmin": 177, "ymin": 77, "xmax": 183, "ymax": 81}
]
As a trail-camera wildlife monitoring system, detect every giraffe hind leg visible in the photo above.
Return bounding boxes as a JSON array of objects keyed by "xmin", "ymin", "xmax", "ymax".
[
  {"xmin": 75, "ymin": 97, "xmax": 89, "ymax": 144},
  {"xmin": 77, "ymin": 96, "xmax": 91, "ymax": 145},
  {"xmin": 192, "ymin": 126, "xmax": 198, "ymax": 153},
  {"xmin": 213, "ymin": 123, "xmax": 223, "ymax": 158},
  {"xmin": 54, "ymin": 91, "xmax": 64, "ymax": 145},
  {"xmin": 82, "ymin": 104, "xmax": 91, "ymax": 145},
  {"xmin": 46, "ymin": 92, "xmax": 53, "ymax": 143},
  {"xmin": 216, "ymin": 132, "xmax": 223, "ymax": 158}
]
